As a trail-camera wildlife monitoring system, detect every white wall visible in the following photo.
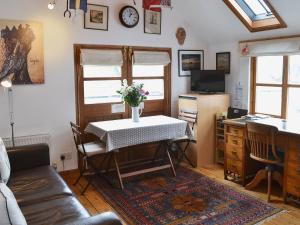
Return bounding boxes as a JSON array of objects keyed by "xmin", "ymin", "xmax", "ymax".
[
  {"xmin": 208, "ymin": 42, "xmax": 250, "ymax": 110},
  {"xmin": 0, "ymin": 0, "xmax": 209, "ymax": 171}
]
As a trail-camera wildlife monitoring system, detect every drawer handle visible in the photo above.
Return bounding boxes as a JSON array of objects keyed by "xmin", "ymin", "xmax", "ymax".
[
  {"xmin": 231, "ymin": 151, "xmax": 238, "ymax": 157},
  {"xmin": 232, "ymin": 140, "xmax": 238, "ymax": 145},
  {"xmin": 233, "ymin": 129, "xmax": 239, "ymax": 134}
]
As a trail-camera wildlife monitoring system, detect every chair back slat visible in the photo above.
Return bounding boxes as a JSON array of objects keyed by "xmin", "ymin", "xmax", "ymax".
[
  {"xmin": 70, "ymin": 122, "xmax": 87, "ymax": 156},
  {"xmin": 179, "ymin": 111, "xmax": 197, "ymax": 124},
  {"xmin": 246, "ymin": 122, "xmax": 281, "ymax": 164}
]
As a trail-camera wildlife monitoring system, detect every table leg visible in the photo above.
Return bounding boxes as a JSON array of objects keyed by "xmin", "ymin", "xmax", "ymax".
[
  {"xmin": 113, "ymin": 152, "xmax": 124, "ymax": 190},
  {"xmin": 166, "ymin": 147, "xmax": 176, "ymax": 177}
]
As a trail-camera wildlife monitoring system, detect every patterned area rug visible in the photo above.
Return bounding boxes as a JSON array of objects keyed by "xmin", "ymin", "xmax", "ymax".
[{"xmin": 92, "ymin": 167, "xmax": 281, "ymax": 225}]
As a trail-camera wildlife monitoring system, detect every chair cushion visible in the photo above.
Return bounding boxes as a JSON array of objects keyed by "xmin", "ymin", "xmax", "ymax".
[
  {"xmin": 0, "ymin": 137, "xmax": 10, "ymax": 184},
  {"xmin": 21, "ymin": 196, "xmax": 89, "ymax": 225},
  {"xmin": 0, "ymin": 182, "xmax": 27, "ymax": 225},
  {"xmin": 78, "ymin": 141, "xmax": 106, "ymax": 157},
  {"xmin": 8, "ymin": 166, "xmax": 73, "ymax": 206}
]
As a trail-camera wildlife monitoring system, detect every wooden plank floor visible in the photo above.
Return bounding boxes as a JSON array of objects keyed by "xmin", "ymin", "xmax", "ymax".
[{"xmin": 61, "ymin": 164, "xmax": 300, "ymax": 225}]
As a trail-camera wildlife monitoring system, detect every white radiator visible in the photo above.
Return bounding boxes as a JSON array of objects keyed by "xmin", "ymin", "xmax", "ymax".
[{"xmin": 3, "ymin": 134, "xmax": 51, "ymax": 148}]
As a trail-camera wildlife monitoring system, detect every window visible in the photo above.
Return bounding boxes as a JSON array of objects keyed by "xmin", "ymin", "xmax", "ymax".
[
  {"xmin": 74, "ymin": 45, "xmax": 171, "ymax": 128},
  {"xmin": 224, "ymin": 0, "xmax": 286, "ymax": 32},
  {"xmin": 250, "ymin": 55, "xmax": 300, "ymax": 119}
]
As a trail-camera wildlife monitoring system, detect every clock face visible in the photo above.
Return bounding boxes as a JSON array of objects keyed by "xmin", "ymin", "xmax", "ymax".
[{"xmin": 119, "ymin": 6, "xmax": 139, "ymax": 28}]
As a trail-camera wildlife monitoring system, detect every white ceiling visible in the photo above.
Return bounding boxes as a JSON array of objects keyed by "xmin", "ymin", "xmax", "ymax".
[{"xmin": 178, "ymin": 0, "xmax": 300, "ymax": 44}]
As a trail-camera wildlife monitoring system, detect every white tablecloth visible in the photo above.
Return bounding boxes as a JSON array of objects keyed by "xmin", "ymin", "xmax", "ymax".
[{"xmin": 85, "ymin": 115, "xmax": 190, "ymax": 152}]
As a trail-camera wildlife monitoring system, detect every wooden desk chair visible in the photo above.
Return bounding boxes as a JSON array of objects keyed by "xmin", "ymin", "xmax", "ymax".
[
  {"xmin": 70, "ymin": 122, "xmax": 109, "ymax": 194},
  {"xmin": 245, "ymin": 122, "xmax": 283, "ymax": 202},
  {"xmin": 169, "ymin": 111, "xmax": 197, "ymax": 168}
]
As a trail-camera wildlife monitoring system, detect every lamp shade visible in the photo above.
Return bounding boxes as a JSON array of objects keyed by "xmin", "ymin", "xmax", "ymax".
[{"xmin": 0, "ymin": 79, "xmax": 12, "ymax": 88}]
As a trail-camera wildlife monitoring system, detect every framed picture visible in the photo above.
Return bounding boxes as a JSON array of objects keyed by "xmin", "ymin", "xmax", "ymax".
[
  {"xmin": 178, "ymin": 50, "xmax": 204, "ymax": 77},
  {"xmin": 0, "ymin": 20, "xmax": 44, "ymax": 85},
  {"xmin": 216, "ymin": 52, "xmax": 230, "ymax": 74},
  {"xmin": 144, "ymin": 9, "xmax": 161, "ymax": 35},
  {"xmin": 84, "ymin": 4, "xmax": 109, "ymax": 31}
]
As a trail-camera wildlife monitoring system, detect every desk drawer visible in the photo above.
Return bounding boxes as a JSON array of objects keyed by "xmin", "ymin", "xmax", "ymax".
[
  {"xmin": 286, "ymin": 162, "xmax": 300, "ymax": 178},
  {"xmin": 289, "ymin": 136, "xmax": 300, "ymax": 149},
  {"xmin": 227, "ymin": 135, "xmax": 243, "ymax": 147},
  {"xmin": 226, "ymin": 144, "xmax": 243, "ymax": 161},
  {"xmin": 288, "ymin": 147, "xmax": 300, "ymax": 163},
  {"xmin": 226, "ymin": 158, "xmax": 243, "ymax": 174},
  {"xmin": 227, "ymin": 126, "xmax": 244, "ymax": 137},
  {"xmin": 286, "ymin": 179, "xmax": 300, "ymax": 197}
]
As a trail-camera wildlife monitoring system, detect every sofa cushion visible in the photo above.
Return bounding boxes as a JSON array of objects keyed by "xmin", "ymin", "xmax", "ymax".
[
  {"xmin": 21, "ymin": 196, "xmax": 90, "ymax": 225},
  {"xmin": 0, "ymin": 182, "xmax": 27, "ymax": 225},
  {"xmin": 9, "ymin": 166, "xmax": 73, "ymax": 206},
  {"xmin": 0, "ymin": 138, "xmax": 10, "ymax": 184}
]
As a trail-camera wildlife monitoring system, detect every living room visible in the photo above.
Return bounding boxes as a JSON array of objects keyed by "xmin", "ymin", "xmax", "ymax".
[{"xmin": 0, "ymin": 0, "xmax": 299, "ymax": 225}]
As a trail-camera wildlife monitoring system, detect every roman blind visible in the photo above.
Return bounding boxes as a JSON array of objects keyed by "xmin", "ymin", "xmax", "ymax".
[
  {"xmin": 239, "ymin": 37, "xmax": 300, "ymax": 57},
  {"xmin": 133, "ymin": 51, "xmax": 171, "ymax": 66},
  {"xmin": 80, "ymin": 49, "xmax": 123, "ymax": 66}
]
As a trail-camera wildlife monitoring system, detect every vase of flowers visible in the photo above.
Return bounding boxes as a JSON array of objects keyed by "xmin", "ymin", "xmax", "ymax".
[{"xmin": 117, "ymin": 80, "xmax": 149, "ymax": 122}]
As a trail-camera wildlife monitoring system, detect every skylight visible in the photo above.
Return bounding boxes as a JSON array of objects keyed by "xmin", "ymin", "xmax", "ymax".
[
  {"xmin": 244, "ymin": 0, "xmax": 271, "ymax": 16},
  {"xmin": 236, "ymin": 0, "xmax": 274, "ymax": 21},
  {"xmin": 223, "ymin": 0, "xmax": 286, "ymax": 32}
]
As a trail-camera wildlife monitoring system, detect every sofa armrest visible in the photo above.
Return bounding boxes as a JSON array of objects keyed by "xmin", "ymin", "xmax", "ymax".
[
  {"xmin": 65, "ymin": 212, "xmax": 122, "ymax": 225},
  {"xmin": 7, "ymin": 144, "xmax": 50, "ymax": 172}
]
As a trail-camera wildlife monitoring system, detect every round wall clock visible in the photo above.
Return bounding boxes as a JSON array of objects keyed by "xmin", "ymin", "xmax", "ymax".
[{"xmin": 119, "ymin": 6, "xmax": 139, "ymax": 28}]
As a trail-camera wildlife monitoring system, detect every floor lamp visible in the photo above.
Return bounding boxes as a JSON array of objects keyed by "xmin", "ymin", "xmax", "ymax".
[{"xmin": 1, "ymin": 78, "xmax": 15, "ymax": 147}]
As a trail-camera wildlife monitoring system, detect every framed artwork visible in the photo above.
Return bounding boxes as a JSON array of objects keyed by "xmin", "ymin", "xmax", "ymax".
[
  {"xmin": 178, "ymin": 50, "xmax": 204, "ymax": 77},
  {"xmin": 216, "ymin": 52, "xmax": 230, "ymax": 74},
  {"xmin": 144, "ymin": 9, "xmax": 161, "ymax": 35},
  {"xmin": 0, "ymin": 20, "xmax": 44, "ymax": 85},
  {"xmin": 84, "ymin": 4, "xmax": 109, "ymax": 31}
]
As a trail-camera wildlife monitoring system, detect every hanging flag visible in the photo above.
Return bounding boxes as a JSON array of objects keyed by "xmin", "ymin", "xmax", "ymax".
[
  {"xmin": 69, "ymin": 0, "xmax": 87, "ymax": 13},
  {"xmin": 143, "ymin": 0, "xmax": 172, "ymax": 12}
]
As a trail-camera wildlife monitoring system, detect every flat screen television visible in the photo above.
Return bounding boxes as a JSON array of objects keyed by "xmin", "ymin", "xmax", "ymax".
[{"xmin": 191, "ymin": 70, "xmax": 225, "ymax": 93}]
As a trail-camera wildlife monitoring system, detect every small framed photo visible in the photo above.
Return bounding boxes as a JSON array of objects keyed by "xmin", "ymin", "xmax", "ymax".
[
  {"xmin": 216, "ymin": 52, "xmax": 231, "ymax": 74},
  {"xmin": 84, "ymin": 4, "xmax": 109, "ymax": 31},
  {"xmin": 144, "ymin": 9, "xmax": 161, "ymax": 35},
  {"xmin": 178, "ymin": 50, "xmax": 204, "ymax": 77}
]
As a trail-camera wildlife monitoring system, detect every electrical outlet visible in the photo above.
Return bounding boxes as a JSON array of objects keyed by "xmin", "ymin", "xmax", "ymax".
[{"xmin": 61, "ymin": 152, "xmax": 72, "ymax": 160}]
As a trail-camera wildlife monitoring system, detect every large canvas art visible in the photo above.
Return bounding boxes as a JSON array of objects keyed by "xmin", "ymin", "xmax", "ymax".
[{"xmin": 0, "ymin": 20, "xmax": 44, "ymax": 85}]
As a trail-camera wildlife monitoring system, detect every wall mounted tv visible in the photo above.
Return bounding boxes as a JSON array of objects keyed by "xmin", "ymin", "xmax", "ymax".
[{"xmin": 191, "ymin": 70, "xmax": 225, "ymax": 93}]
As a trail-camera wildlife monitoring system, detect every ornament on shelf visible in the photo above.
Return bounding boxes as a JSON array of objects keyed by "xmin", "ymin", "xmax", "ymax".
[{"xmin": 242, "ymin": 44, "xmax": 249, "ymax": 56}]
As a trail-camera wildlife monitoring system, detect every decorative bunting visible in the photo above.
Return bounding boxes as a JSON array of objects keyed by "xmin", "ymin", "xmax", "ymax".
[
  {"xmin": 69, "ymin": 0, "xmax": 87, "ymax": 13},
  {"xmin": 143, "ymin": 0, "xmax": 172, "ymax": 12}
]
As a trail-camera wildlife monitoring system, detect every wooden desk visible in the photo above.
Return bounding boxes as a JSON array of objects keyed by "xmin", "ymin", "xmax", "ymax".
[{"xmin": 223, "ymin": 118, "xmax": 300, "ymax": 203}]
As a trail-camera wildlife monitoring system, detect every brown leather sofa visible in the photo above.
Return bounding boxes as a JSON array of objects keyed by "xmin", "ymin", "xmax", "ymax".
[{"xmin": 7, "ymin": 144, "xmax": 122, "ymax": 225}]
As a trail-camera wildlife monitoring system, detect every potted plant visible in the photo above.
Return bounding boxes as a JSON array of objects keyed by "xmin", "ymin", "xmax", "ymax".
[{"xmin": 117, "ymin": 79, "xmax": 149, "ymax": 122}]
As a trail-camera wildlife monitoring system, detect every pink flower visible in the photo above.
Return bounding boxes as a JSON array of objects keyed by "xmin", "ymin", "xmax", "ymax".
[
  {"xmin": 139, "ymin": 89, "xmax": 145, "ymax": 95},
  {"xmin": 145, "ymin": 91, "xmax": 149, "ymax": 96}
]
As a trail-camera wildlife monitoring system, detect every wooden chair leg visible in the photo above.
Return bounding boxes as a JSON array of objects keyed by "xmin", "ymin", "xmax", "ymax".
[
  {"xmin": 273, "ymin": 171, "xmax": 283, "ymax": 187},
  {"xmin": 113, "ymin": 152, "xmax": 124, "ymax": 190},
  {"xmin": 245, "ymin": 169, "xmax": 267, "ymax": 190},
  {"xmin": 267, "ymin": 170, "xmax": 272, "ymax": 203},
  {"xmin": 74, "ymin": 157, "xmax": 86, "ymax": 186}
]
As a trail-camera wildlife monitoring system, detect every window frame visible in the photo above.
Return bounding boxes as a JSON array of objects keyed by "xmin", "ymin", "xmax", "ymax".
[
  {"xmin": 74, "ymin": 44, "xmax": 172, "ymax": 128},
  {"xmin": 223, "ymin": 0, "xmax": 286, "ymax": 32},
  {"xmin": 250, "ymin": 56, "xmax": 300, "ymax": 119}
]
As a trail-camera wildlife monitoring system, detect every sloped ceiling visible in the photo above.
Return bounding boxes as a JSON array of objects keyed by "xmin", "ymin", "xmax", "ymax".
[{"xmin": 178, "ymin": 0, "xmax": 300, "ymax": 44}]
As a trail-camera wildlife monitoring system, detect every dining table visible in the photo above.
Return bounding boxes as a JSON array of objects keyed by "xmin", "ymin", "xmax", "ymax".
[{"xmin": 85, "ymin": 115, "xmax": 191, "ymax": 189}]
